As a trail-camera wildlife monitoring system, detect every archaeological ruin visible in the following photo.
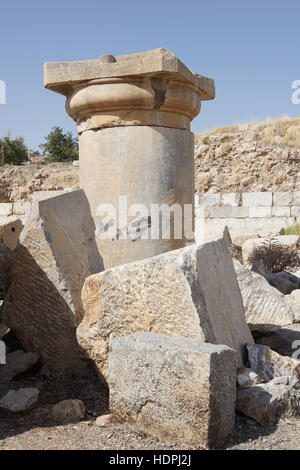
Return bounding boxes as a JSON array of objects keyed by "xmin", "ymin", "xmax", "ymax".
[{"xmin": 1, "ymin": 48, "xmax": 300, "ymax": 450}]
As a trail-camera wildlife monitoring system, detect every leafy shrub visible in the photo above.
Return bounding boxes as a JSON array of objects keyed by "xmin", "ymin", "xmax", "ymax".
[{"xmin": 247, "ymin": 236, "xmax": 300, "ymax": 273}]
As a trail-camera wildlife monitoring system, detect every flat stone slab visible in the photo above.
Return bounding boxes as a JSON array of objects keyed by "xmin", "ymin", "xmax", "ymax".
[
  {"xmin": 109, "ymin": 332, "xmax": 237, "ymax": 449},
  {"xmin": 44, "ymin": 48, "xmax": 215, "ymax": 100},
  {"xmin": 77, "ymin": 237, "xmax": 253, "ymax": 379}
]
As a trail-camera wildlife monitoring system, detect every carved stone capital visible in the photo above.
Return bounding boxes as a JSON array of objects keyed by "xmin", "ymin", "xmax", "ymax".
[{"xmin": 44, "ymin": 48, "xmax": 215, "ymax": 133}]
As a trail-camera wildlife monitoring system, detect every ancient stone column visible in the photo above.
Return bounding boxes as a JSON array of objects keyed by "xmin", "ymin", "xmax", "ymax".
[{"xmin": 44, "ymin": 48, "xmax": 215, "ymax": 269}]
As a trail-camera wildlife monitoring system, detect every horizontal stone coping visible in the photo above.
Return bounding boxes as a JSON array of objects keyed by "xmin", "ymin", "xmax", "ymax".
[{"xmin": 195, "ymin": 192, "xmax": 300, "ymax": 209}]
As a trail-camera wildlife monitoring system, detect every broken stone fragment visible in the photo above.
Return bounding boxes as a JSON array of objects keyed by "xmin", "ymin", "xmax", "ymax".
[
  {"xmin": 0, "ymin": 350, "xmax": 40, "ymax": 382},
  {"xmin": 52, "ymin": 399, "xmax": 86, "ymax": 423},
  {"xmin": 255, "ymin": 323, "xmax": 300, "ymax": 357},
  {"xmin": 109, "ymin": 332, "xmax": 237, "ymax": 449},
  {"xmin": 237, "ymin": 367, "xmax": 263, "ymax": 389},
  {"xmin": 94, "ymin": 414, "xmax": 114, "ymax": 427},
  {"xmin": 1, "ymin": 190, "xmax": 103, "ymax": 372},
  {"xmin": 247, "ymin": 343, "xmax": 300, "ymax": 382},
  {"xmin": 0, "ymin": 219, "xmax": 23, "ymax": 252},
  {"xmin": 0, "ymin": 388, "xmax": 39, "ymax": 412},
  {"xmin": 77, "ymin": 237, "xmax": 253, "ymax": 379},
  {"xmin": 236, "ymin": 376, "xmax": 297, "ymax": 426},
  {"xmin": 234, "ymin": 260, "xmax": 294, "ymax": 332}
]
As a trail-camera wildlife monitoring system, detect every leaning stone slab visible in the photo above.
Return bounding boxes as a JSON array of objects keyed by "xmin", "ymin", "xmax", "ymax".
[
  {"xmin": 234, "ymin": 260, "xmax": 294, "ymax": 332},
  {"xmin": 2, "ymin": 190, "xmax": 103, "ymax": 372},
  {"xmin": 247, "ymin": 344, "xmax": 300, "ymax": 382},
  {"xmin": 0, "ymin": 388, "xmax": 39, "ymax": 412},
  {"xmin": 77, "ymin": 237, "xmax": 253, "ymax": 378},
  {"xmin": 109, "ymin": 332, "xmax": 237, "ymax": 449},
  {"xmin": 0, "ymin": 350, "xmax": 40, "ymax": 382}
]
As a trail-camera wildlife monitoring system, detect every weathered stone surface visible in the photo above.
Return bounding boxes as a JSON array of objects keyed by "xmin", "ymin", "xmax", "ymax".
[
  {"xmin": 236, "ymin": 377, "xmax": 295, "ymax": 426},
  {"xmin": 1, "ymin": 190, "xmax": 103, "ymax": 371},
  {"xmin": 77, "ymin": 238, "xmax": 253, "ymax": 378},
  {"xmin": 0, "ymin": 219, "xmax": 23, "ymax": 251},
  {"xmin": 242, "ymin": 192, "xmax": 272, "ymax": 208},
  {"xmin": 247, "ymin": 344, "xmax": 300, "ymax": 382},
  {"xmin": 234, "ymin": 260, "xmax": 294, "ymax": 332},
  {"xmin": 80, "ymin": 126, "xmax": 195, "ymax": 269},
  {"xmin": 45, "ymin": 49, "xmax": 215, "ymax": 269},
  {"xmin": 0, "ymin": 388, "xmax": 39, "ymax": 412},
  {"xmin": 0, "ymin": 350, "xmax": 40, "ymax": 382},
  {"xmin": 109, "ymin": 332, "xmax": 237, "ymax": 449},
  {"xmin": 237, "ymin": 367, "xmax": 262, "ymax": 389},
  {"xmin": 255, "ymin": 324, "xmax": 300, "ymax": 357},
  {"xmin": 45, "ymin": 48, "xmax": 215, "ymax": 132},
  {"xmin": 52, "ymin": 399, "xmax": 86, "ymax": 423}
]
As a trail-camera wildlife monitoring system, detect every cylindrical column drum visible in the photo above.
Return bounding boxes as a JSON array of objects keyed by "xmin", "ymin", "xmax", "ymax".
[{"xmin": 80, "ymin": 126, "xmax": 194, "ymax": 268}]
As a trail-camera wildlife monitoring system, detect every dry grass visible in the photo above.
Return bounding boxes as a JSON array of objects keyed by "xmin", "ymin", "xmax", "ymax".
[
  {"xmin": 285, "ymin": 223, "xmax": 300, "ymax": 236},
  {"xmin": 195, "ymin": 115, "xmax": 300, "ymax": 148}
]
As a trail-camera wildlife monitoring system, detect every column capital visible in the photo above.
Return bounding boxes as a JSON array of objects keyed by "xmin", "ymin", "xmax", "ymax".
[{"xmin": 44, "ymin": 48, "xmax": 215, "ymax": 133}]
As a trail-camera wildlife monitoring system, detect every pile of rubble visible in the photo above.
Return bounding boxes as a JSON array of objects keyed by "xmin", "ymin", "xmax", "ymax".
[{"xmin": 1, "ymin": 195, "xmax": 300, "ymax": 448}]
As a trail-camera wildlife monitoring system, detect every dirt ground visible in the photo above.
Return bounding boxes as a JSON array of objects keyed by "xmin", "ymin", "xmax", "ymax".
[{"xmin": 0, "ymin": 365, "xmax": 299, "ymax": 451}]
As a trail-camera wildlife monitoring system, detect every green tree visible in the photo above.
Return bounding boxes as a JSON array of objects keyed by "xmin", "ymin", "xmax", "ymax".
[
  {"xmin": 40, "ymin": 126, "xmax": 79, "ymax": 162},
  {"xmin": 0, "ymin": 136, "xmax": 28, "ymax": 165}
]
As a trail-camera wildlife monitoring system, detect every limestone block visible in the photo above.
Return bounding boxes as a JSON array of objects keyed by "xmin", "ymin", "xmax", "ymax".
[
  {"xmin": 272, "ymin": 206, "xmax": 291, "ymax": 217},
  {"xmin": 77, "ymin": 237, "xmax": 253, "ymax": 378},
  {"xmin": 13, "ymin": 202, "xmax": 31, "ymax": 216},
  {"xmin": 230, "ymin": 207, "xmax": 249, "ymax": 218},
  {"xmin": 249, "ymin": 206, "xmax": 272, "ymax": 218},
  {"xmin": 244, "ymin": 217, "xmax": 295, "ymax": 234},
  {"xmin": 109, "ymin": 332, "xmax": 237, "ymax": 449},
  {"xmin": 204, "ymin": 206, "xmax": 231, "ymax": 218},
  {"xmin": 2, "ymin": 190, "xmax": 103, "ymax": 371},
  {"xmin": 233, "ymin": 261, "xmax": 294, "ymax": 332},
  {"xmin": 0, "ymin": 204, "xmax": 13, "ymax": 216},
  {"xmin": 221, "ymin": 193, "xmax": 240, "ymax": 207},
  {"xmin": 291, "ymin": 206, "xmax": 300, "ymax": 217},
  {"xmin": 273, "ymin": 192, "xmax": 293, "ymax": 206},
  {"xmin": 294, "ymin": 192, "xmax": 300, "ymax": 205},
  {"xmin": 242, "ymin": 192, "xmax": 272, "ymax": 207},
  {"xmin": 201, "ymin": 193, "xmax": 221, "ymax": 206}
]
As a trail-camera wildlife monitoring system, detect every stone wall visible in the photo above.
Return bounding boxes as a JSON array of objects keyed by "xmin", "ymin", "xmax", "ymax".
[
  {"xmin": 195, "ymin": 191, "xmax": 300, "ymax": 240},
  {"xmin": 1, "ymin": 190, "xmax": 299, "ymax": 244}
]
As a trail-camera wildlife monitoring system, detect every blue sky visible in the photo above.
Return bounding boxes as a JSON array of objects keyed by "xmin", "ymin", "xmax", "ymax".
[{"xmin": 0, "ymin": 0, "xmax": 299, "ymax": 150}]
